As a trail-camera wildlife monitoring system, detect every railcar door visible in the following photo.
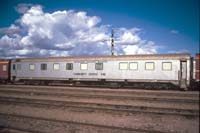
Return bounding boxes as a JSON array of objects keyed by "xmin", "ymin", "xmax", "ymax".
[{"xmin": 180, "ymin": 61, "xmax": 187, "ymax": 89}]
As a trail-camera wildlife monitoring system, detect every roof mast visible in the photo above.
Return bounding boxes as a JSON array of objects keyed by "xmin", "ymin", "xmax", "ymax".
[{"xmin": 111, "ymin": 28, "xmax": 114, "ymax": 56}]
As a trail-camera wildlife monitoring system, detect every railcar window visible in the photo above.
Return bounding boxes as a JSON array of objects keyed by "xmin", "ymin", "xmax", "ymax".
[
  {"xmin": 13, "ymin": 64, "xmax": 16, "ymax": 70},
  {"xmin": 17, "ymin": 64, "xmax": 21, "ymax": 70},
  {"xmin": 162, "ymin": 62, "xmax": 172, "ymax": 71},
  {"xmin": 80, "ymin": 63, "xmax": 88, "ymax": 70},
  {"xmin": 41, "ymin": 64, "xmax": 47, "ymax": 70},
  {"xmin": 53, "ymin": 63, "xmax": 60, "ymax": 70},
  {"xmin": 2, "ymin": 65, "xmax": 7, "ymax": 71},
  {"xmin": 95, "ymin": 63, "xmax": 103, "ymax": 70},
  {"xmin": 145, "ymin": 62, "xmax": 155, "ymax": 70},
  {"xmin": 119, "ymin": 62, "xmax": 128, "ymax": 70},
  {"xmin": 66, "ymin": 63, "xmax": 73, "ymax": 70},
  {"xmin": 29, "ymin": 64, "xmax": 35, "ymax": 70},
  {"xmin": 129, "ymin": 62, "xmax": 138, "ymax": 70}
]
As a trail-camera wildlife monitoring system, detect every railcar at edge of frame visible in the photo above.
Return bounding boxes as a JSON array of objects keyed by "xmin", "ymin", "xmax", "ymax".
[
  {"xmin": 0, "ymin": 60, "xmax": 10, "ymax": 83},
  {"xmin": 191, "ymin": 53, "xmax": 200, "ymax": 90}
]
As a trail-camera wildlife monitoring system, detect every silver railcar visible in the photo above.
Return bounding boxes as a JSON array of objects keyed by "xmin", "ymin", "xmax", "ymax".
[{"xmin": 10, "ymin": 53, "xmax": 191, "ymax": 89}]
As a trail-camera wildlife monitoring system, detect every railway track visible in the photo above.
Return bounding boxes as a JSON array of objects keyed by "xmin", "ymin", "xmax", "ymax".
[
  {"xmin": 0, "ymin": 96, "xmax": 198, "ymax": 116},
  {"xmin": 0, "ymin": 113, "xmax": 167, "ymax": 133},
  {"xmin": 0, "ymin": 98, "xmax": 198, "ymax": 133},
  {"xmin": 0, "ymin": 126, "xmax": 38, "ymax": 133},
  {"xmin": 0, "ymin": 85, "xmax": 199, "ymax": 116},
  {"xmin": 0, "ymin": 89, "xmax": 198, "ymax": 107},
  {"xmin": 1, "ymin": 85, "xmax": 198, "ymax": 97},
  {"xmin": 0, "ymin": 85, "xmax": 199, "ymax": 133},
  {"xmin": 0, "ymin": 91, "xmax": 199, "ymax": 116},
  {"xmin": 0, "ymin": 85, "xmax": 199, "ymax": 102}
]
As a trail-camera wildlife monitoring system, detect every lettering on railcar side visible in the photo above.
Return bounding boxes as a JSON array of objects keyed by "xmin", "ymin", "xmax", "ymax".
[
  {"xmin": 73, "ymin": 73, "xmax": 87, "ymax": 75},
  {"xmin": 73, "ymin": 73, "xmax": 106, "ymax": 76},
  {"xmin": 89, "ymin": 73, "xmax": 98, "ymax": 76}
]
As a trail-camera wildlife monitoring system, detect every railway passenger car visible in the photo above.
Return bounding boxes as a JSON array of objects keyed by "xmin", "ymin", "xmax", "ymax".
[
  {"xmin": 194, "ymin": 54, "xmax": 200, "ymax": 82},
  {"xmin": 191, "ymin": 54, "xmax": 200, "ymax": 90},
  {"xmin": 0, "ymin": 60, "xmax": 10, "ymax": 83},
  {"xmin": 10, "ymin": 53, "xmax": 191, "ymax": 90}
]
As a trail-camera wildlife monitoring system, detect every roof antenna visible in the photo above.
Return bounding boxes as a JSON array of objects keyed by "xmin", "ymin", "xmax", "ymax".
[{"xmin": 111, "ymin": 28, "xmax": 114, "ymax": 56}]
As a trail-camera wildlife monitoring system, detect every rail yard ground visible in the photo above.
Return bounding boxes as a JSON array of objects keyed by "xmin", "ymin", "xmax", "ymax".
[{"xmin": 0, "ymin": 85, "xmax": 199, "ymax": 133}]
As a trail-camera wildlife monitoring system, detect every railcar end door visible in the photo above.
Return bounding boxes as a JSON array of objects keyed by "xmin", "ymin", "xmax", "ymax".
[{"xmin": 180, "ymin": 61, "xmax": 187, "ymax": 89}]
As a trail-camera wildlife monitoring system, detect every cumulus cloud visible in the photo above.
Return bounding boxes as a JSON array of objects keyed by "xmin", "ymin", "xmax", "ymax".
[
  {"xmin": 0, "ymin": 24, "xmax": 20, "ymax": 35},
  {"xmin": 15, "ymin": 3, "xmax": 35, "ymax": 14},
  {"xmin": 0, "ymin": 4, "xmax": 158, "ymax": 58}
]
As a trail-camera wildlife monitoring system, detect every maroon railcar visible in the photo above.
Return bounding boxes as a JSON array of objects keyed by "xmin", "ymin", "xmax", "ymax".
[
  {"xmin": 195, "ymin": 54, "xmax": 200, "ymax": 82},
  {"xmin": 0, "ymin": 60, "xmax": 10, "ymax": 83}
]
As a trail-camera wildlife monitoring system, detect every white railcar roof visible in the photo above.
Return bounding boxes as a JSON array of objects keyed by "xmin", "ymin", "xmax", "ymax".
[{"xmin": 12, "ymin": 53, "xmax": 191, "ymax": 62}]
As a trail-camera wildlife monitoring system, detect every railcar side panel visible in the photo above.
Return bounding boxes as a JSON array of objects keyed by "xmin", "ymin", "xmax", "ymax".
[{"xmin": 11, "ymin": 59, "xmax": 185, "ymax": 86}]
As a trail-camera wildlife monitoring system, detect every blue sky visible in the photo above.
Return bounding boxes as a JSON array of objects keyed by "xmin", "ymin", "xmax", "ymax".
[{"xmin": 0, "ymin": 0, "xmax": 199, "ymax": 58}]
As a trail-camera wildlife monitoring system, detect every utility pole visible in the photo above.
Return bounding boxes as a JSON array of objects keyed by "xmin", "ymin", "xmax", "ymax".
[{"xmin": 111, "ymin": 28, "xmax": 114, "ymax": 56}]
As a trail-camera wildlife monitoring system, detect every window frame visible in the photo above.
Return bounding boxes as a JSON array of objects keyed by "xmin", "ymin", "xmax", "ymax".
[
  {"xmin": 29, "ymin": 64, "xmax": 35, "ymax": 71},
  {"xmin": 66, "ymin": 63, "xmax": 73, "ymax": 70},
  {"xmin": 145, "ymin": 62, "xmax": 155, "ymax": 70},
  {"xmin": 2, "ymin": 65, "xmax": 7, "ymax": 71},
  {"xmin": 95, "ymin": 63, "xmax": 103, "ymax": 70},
  {"xmin": 53, "ymin": 63, "xmax": 60, "ymax": 70},
  {"xmin": 129, "ymin": 62, "xmax": 138, "ymax": 70},
  {"xmin": 41, "ymin": 63, "xmax": 47, "ymax": 70},
  {"xmin": 80, "ymin": 63, "xmax": 88, "ymax": 70},
  {"xmin": 162, "ymin": 62, "xmax": 172, "ymax": 71},
  {"xmin": 119, "ymin": 62, "xmax": 128, "ymax": 70}
]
